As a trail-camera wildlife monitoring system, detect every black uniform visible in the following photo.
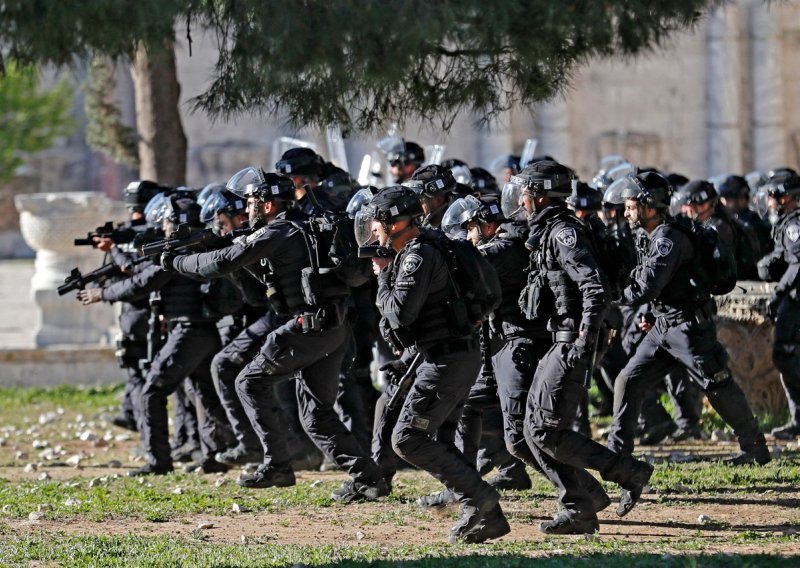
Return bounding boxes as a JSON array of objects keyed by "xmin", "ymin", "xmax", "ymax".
[
  {"xmin": 172, "ymin": 211, "xmax": 382, "ymax": 484},
  {"xmin": 522, "ymin": 204, "xmax": 638, "ymax": 522},
  {"xmin": 107, "ymin": 246, "xmax": 150, "ymax": 430},
  {"xmin": 605, "ymin": 218, "xmax": 768, "ymax": 459},
  {"xmin": 102, "ymin": 264, "xmax": 232, "ymax": 470},
  {"xmin": 377, "ymin": 229, "xmax": 497, "ymax": 508},
  {"xmin": 768, "ymin": 209, "xmax": 800, "ymax": 428}
]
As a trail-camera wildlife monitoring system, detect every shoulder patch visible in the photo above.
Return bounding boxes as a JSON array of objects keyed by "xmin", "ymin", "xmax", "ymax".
[
  {"xmin": 654, "ymin": 237, "xmax": 673, "ymax": 257},
  {"xmin": 246, "ymin": 226, "xmax": 268, "ymax": 243},
  {"xmin": 401, "ymin": 253, "xmax": 423, "ymax": 275},
  {"xmin": 787, "ymin": 223, "xmax": 800, "ymax": 243},
  {"xmin": 555, "ymin": 227, "xmax": 577, "ymax": 248}
]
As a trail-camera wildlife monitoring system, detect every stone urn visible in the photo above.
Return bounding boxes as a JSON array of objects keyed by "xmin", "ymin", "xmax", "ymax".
[
  {"xmin": 14, "ymin": 192, "xmax": 128, "ymax": 347},
  {"xmin": 715, "ymin": 281, "xmax": 787, "ymax": 417}
]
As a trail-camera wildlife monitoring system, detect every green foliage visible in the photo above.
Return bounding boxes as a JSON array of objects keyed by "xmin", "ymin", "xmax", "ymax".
[
  {"xmin": 193, "ymin": 0, "xmax": 720, "ymax": 132},
  {"xmin": 0, "ymin": 62, "xmax": 74, "ymax": 181},
  {"xmin": 84, "ymin": 56, "xmax": 139, "ymax": 168},
  {"xmin": 0, "ymin": 384, "xmax": 123, "ymax": 411},
  {"xmin": 1, "ymin": 0, "xmax": 721, "ymax": 134}
]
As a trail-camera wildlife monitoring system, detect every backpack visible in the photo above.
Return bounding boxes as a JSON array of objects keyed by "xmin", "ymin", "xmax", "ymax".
[
  {"xmin": 293, "ymin": 211, "xmax": 372, "ymax": 306},
  {"xmin": 420, "ymin": 232, "xmax": 502, "ymax": 333},
  {"xmin": 670, "ymin": 217, "xmax": 737, "ymax": 296}
]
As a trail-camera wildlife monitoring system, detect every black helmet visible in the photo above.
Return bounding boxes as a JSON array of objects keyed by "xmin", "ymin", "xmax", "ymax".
[
  {"xmin": 566, "ymin": 181, "xmax": 602, "ymax": 211},
  {"xmin": 406, "ymin": 164, "xmax": 457, "ymax": 198},
  {"xmin": 666, "ymin": 173, "xmax": 689, "ymax": 191},
  {"xmin": 683, "ymin": 179, "xmax": 718, "ymax": 205},
  {"xmin": 605, "ymin": 171, "xmax": 673, "ymax": 210},
  {"xmin": 766, "ymin": 173, "xmax": 800, "ymax": 200},
  {"xmin": 500, "ymin": 160, "xmax": 574, "ymax": 220},
  {"xmin": 718, "ymin": 175, "xmax": 750, "ymax": 199},
  {"xmin": 124, "ymin": 180, "xmax": 172, "ymax": 213},
  {"xmin": 385, "ymin": 140, "xmax": 425, "ymax": 167},
  {"xmin": 275, "ymin": 147, "xmax": 324, "ymax": 177},
  {"xmin": 469, "ymin": 167, "xmax": 499, "ymax": 195},
  {"xmin": 227, "ymin": 167, "xmax": 295, "ymax": 202},
  {"xmin": 200, "ymin": 189, "xmax": 248, "ymax": 224},
  {"xmin": 165, "ymin": 194, "xmax": 203, "ymax": 228},
  {"xmin": 443, "ymin": 195, "xmax": 505, "ymax": 231},
  {"xmin": 353, "ymin": 185, "xmax": 423, "ymax": 246}
]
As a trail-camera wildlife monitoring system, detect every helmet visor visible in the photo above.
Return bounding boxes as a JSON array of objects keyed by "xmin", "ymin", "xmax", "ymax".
[
  {"xmin": 227, "ymin": 167, "xmax": 265, "ymax": 198},
  {"xmin": 754, "ymin": 187, "xmax": 771, "ymax": 218},
  {"xmin": 450, "ymin": 165, "xmax": 472, "ymax": 186},
  {"xmin": 500, "ymin": 181, "xmax": 527, "ymax": 221},
  {"xmin": 442, "ymin": 197, "xmax": 475, "ymax": 239},
  {"xmin": 603, "ymin": 176, "xmax": 641, "ymax": 206},
  {"xmin": 354, "ymin": 207, "xmax": 378, "ymax": 246},
  {"xmin": 143, "ymin": 193, "xmax": 168, "ymax": 226},
  {"xmin": 606, "ymin": 162, "xmax": 636, "ymax": 183},
  {"xmin": 346, "ymin": 187, "xmax": 376, "ymax": 219},
  {"xmin": 669, "ymin": 191, "xmax": 689, "ymax": 217}
]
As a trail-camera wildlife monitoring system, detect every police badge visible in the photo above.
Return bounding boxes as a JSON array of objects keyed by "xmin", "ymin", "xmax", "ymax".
[
  {"xmin": 655, "ymin": 237, "xmax": 673, "ymax": 257},
  {"xmin": 787, "ymin": 224, "xmax": 800, "ymax": 243},
  {"xmin": 401, "ymin": 253, "xmax": 423, "ymax": 275},
  {"xmin": 555, "ymin": 227, "xmax": 577, "ymax": 248}
]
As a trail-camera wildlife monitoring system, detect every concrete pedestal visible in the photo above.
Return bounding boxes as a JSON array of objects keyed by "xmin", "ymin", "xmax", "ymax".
[{"xmin": 14, "ymin": 192, "xmax": 127, "ymax": 348}]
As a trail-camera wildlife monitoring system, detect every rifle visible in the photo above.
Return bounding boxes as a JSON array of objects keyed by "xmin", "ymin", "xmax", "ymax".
[
  {"xmin": 74, "ymin": 220, "xmax": 147, "ymax": 247},
  {"xmin": 137, "ymin": 224, "xmax": 230, "ymax": 257},
  {"xmin": 387, "ymin": 352, "xmax": 424, "ymax": 410},
  {"xmin": 139, "ymin": 291, "xmax": 164, "ymax": 371},
  {"xmin": 57, "ymin": 256, "xmax": 149, "ymax": 296}
]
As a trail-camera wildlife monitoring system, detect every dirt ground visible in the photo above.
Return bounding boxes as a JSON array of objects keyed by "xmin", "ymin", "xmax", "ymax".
[{"xmin": 3, "ymin": 464, "xmax": 800, "ymax": 555}]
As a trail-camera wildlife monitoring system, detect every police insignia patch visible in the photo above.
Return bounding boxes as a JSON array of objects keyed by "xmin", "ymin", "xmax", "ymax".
[
  {"xmin": 555, "ymin": 227, "xmax": 577, "ymax": 248},
  {"xmin": 401, "ymin": 253, "xmax": 423, "ymax": 275},
  {"xmin": 246, "ymin": 226, "xmax": 268, "ymax": 243},
  {"xmin": 788, "ymin": 224, "xmax": 800, "ymax": 243},
  {"xmin": 655, "ymin": 237, "xmax": 673, "ymax": 257}
]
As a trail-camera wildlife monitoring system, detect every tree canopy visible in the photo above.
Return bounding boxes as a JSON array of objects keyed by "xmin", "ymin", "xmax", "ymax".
[
  {"xmin": 1, "ymin": 0, "xmax": 719, "ymax": 134},
  {"xmin": 0, "ymin": 63, "xmax": 73, "ymax": 182}
]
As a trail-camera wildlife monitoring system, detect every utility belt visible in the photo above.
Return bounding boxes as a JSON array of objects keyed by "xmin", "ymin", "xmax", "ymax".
[
  {"xmin": 297, "ymin": 304, "xmax": 346, "ymax": 333},
  {"xmin": 419, "ymin": 337, "xmax": 478, "ymax": 359},
  {"xmin": 657, "ymin": 301, "xmax": 715, "ymax": 327}
]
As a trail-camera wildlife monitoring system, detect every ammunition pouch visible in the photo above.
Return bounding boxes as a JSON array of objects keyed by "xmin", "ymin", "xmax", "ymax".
[
  {"xmin": 518, "ymin": 270, "xmax": 553, "ymax": 321},
  {"xmin": 300, "ymin": 267, "xmax": 350, "ymax": 307}
]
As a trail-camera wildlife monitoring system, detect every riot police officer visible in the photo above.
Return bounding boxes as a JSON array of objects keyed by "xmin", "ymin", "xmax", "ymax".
[
  {"xmin": 759, "ymin": 174, "xmax": 800, "ymax": 440},
  {"xmin": 163, "ymin": 169, "xmax": 387, "ymax": 499},
  {"xmin": 357, "ymin": 185, "xmax": 509, "ymax": 543},
  {"xmin": 507, "ymin": 160, "xmax": 653, "ymax": 534},
  {"xmin": 604, "ymin": 172, "xmax": 770, "ymax": 465},
  {"xmin": 79, "ymin": 194, "xmax": 234, "ymax": 476},
  {"xmin": 386, "ymin": 141, "xmax": 425, "ymax": 184},
  {"xmin": 405, "ymin": 164, "xmax": 457, "ymax": 230},
  {"xmin": 718, "ymin": 174, "xmax": 772, "ymax": 257}
]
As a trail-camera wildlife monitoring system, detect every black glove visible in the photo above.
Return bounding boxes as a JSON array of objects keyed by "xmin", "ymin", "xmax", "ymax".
[
  {"xmin": 765, "ymin": 294, "xmax": 782, "ymax": 321},
  {"xmin": 377, "ymin": 265, "xmax": 392, "ymax": 287},
  {"xmin": 379, "ymin": 359, "xmax": 408, "ymax": 386},
  {"xmin": 160, "ymin": 252, "xmax": 177, "ymax": 271},
  {"xmin": 76, "ymin": 288, "xmax": 103, "ymax": 305},
  {"xmin": 566, "ymin": 334, "xmax": 593, "ymax": 368}
]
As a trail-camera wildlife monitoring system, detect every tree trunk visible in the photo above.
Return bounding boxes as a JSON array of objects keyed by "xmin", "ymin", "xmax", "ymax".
[{"xmin": 131, "ymin": 41, "xmax": 187, "ymax": 186}]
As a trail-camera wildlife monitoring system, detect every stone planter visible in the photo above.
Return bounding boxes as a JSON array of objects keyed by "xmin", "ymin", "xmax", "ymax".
[
  {"xmin": 715, "ymin": 281, "xmax": 786, "ymax": 416},
  {"xmin": 14, "ymin": 192, "xmax": 127, "ymax": 347}
]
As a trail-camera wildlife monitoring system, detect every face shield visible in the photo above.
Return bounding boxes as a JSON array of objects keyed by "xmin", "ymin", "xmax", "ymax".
[
  {"xmin": 353, "ymin": 205, "xmax": 380, "ymax": 247},
  {"xmin": 143, "ymin": 193, "xmax": 168, "ymax": 227},
  {"xmin": 754, "ymin": 186, "xmax": 772, "ymax": 219},
  {"xmin": 603, "ymin": 176, "xmax": 642, "ymax": 207},
  {"xmin": 606, "ymin": 162, "xmax": 636, "ymax": 183},
  {"xmin": 200, "ymin": 192, "xmax": 231, "ymax": 225},
  {"xmin": 346, "ymin": 187, "xmax": 376, "ymax": 219},
  {"xmin": 197, "ymin": 183, "xmax": 224, "ymax": 208},
  {"xmin": 669, "ymin": 191, "xmax": 690, "ymax": 217},
  {"xmin": 442, "ymin": 196, "xmax": 481, "ymax": 240},
  {"xmin": 500, "ymin": 180, "xmax": 528, "ymax": 221},
  {"xmin": 450, "ymin": 165, "xmax": 472, "ymax": 186},
  {"xmin": 227, "ymin": 167, "xmax": 266, "ymax": 198}
]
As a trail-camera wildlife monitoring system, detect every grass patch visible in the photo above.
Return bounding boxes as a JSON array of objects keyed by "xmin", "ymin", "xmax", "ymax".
[{"xmin": 0, "ymin": 531, "xmax": 798, "ymax": 567}]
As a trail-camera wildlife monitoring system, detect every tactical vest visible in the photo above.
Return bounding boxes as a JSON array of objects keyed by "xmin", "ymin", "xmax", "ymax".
[
  {"xmin": 245, "ymin": 221, "xmax": 310, "ymax": 315},
  {"xmin": 161, "ymin": 273, "xmax": 213, "ymax": 322},
  {"xmin": 481, "ymin": 229, "xmax": 530, "ymax": 328},
  {"xmin": 387, "ymin": 241, "xmax": 462, "ymax": 348},
  {"xmin": 535, "ymin": 212, "xmax": 584, "ymax": 321}
]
